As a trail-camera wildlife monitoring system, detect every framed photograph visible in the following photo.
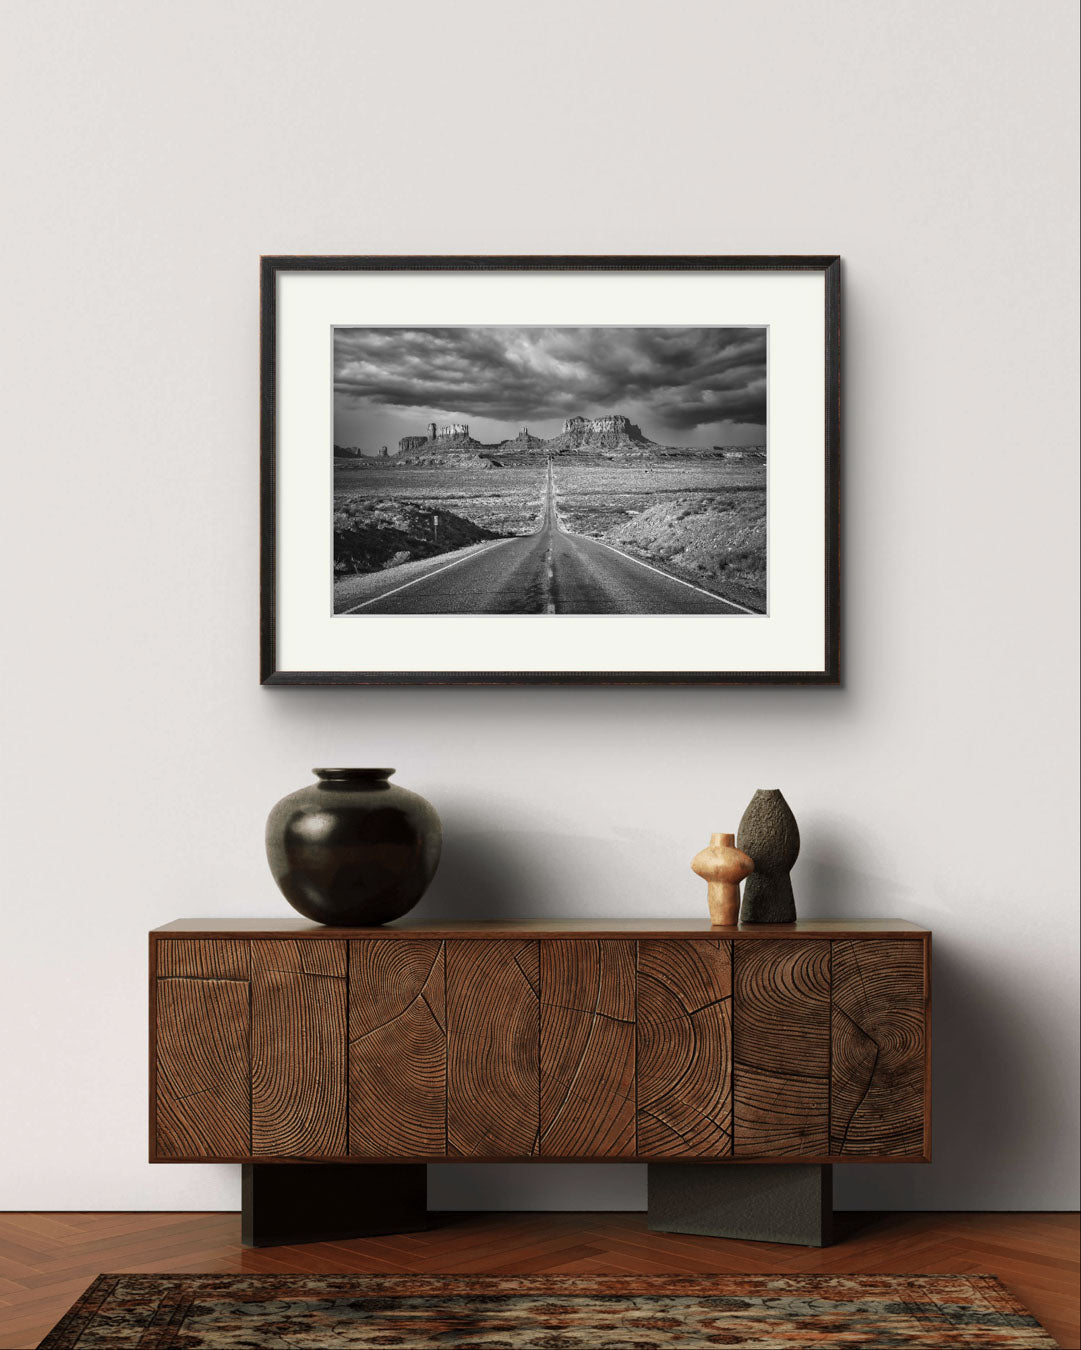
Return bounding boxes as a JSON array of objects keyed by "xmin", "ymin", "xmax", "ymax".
[{"xmin": 261, "ymin": 256, "xmax": 839, "ymax": 685}]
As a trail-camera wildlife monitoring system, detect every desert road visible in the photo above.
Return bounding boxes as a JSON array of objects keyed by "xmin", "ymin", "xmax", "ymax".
[{"xmin": 337, "ymin": 463, "xmax": 756, "ymax": 616}]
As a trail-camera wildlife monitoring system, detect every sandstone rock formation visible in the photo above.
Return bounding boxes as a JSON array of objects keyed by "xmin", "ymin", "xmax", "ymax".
[
  {"xmin": 497, "ymin": 427, "xmax": 548, "ymax": 452},
  {"xmin": 551, "ymin": 413, "xmax": 654, "ymax": 454},
  {"xmin": 562, "ymin": 414, "xmax": 639, "ymax": 437},
  {"xmin": 399, "ymin": 422, "xmax": 479, "ymax": 456},
  {"xmin": 389, "ymin": 412, "xmax": 752, "ymax": 464}
]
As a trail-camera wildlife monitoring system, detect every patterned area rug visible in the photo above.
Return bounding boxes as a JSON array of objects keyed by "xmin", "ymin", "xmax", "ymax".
[{"xmin": 37, "ymin": 1273, "xmax": 1057, "ymax": 1348}]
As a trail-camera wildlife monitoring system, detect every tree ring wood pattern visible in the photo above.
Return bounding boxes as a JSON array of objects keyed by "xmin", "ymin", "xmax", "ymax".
[
  {"xmin": 733, "ymin": 939, "xmax": 830, "ymax": 1156},
  {"xmin": 155, "ymin": 941, "xmax": 250, "ymax": 1158},
  {"xmin": 349, "ymin": 939, "xmax": 446, "ymax": 1157},
  {"xmin": 637, "ymin": 939, "xmax": 733, "ymax": 1157},
  {"xmin": 157, "ymin": 938, "xmax": 248, "ymax": 981},
  {"xmin": 251, "ymin": 940, "xmax": 347, "ymax": 1158},
  {"xmin": 831, "ymin": 939, "xmax": 926, "ymax": 1156},
  {"xmin": 540, "ymin": 941, "xmax": 636, "ymax": 1156},
  {"xmin": 447, "ymin": 940, "xmax": 540, "ymax": 1157},
  {"xmin": 151, "ymin": 925, "xmax": 929, "ymax": 1164}
]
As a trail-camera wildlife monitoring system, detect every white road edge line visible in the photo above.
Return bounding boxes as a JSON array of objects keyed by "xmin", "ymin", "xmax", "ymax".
[
  {"xmin": 577, "ymin": 535, "xmax": 762, "ymax": 615},
  {"xmin": 339, "ymin": 539, "xmax": 514, "ymax": 614}
]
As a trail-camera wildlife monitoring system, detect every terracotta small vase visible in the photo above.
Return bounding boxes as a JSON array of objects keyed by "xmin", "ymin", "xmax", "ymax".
[{"xmin": 691, "ymin": 832, "xmax": 755, "ymax": 927}]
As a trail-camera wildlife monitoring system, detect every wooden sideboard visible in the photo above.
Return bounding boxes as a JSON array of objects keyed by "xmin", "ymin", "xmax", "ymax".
[{"xmin": 150, "ymin": 918, "xmax": 929, "ymax": 1244}]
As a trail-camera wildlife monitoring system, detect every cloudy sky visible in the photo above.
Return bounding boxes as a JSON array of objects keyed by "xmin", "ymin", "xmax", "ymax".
[{"xmin": 333, "ymin": 327, "xmax": 766, "ymax": 452}]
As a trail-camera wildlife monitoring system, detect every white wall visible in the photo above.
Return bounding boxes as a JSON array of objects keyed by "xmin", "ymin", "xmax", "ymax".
[{"xmin": 1, "ymin": 0, "xmax": 1077, "ymax": 1214}]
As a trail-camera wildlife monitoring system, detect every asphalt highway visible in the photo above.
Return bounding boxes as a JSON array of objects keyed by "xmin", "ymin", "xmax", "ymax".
[{"xmin": 342, "ymin": 464, "xmax": 753, "ymax": 616}]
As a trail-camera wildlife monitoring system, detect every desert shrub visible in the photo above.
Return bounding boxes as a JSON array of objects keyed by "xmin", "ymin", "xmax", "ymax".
[{"xmin": 334, "ymin": 499, "xmax": 497, "ymax": 574}]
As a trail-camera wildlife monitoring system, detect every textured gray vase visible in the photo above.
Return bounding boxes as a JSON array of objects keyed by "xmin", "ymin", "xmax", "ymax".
[{"xmin": 736, "ymin": 789, "xmax": 800, "ymax": 923}]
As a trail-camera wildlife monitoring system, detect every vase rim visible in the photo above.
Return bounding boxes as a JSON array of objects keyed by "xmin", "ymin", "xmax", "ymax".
[{"xmin": 313, "ymin": 767, "xmax": 395, "ymax": 782}]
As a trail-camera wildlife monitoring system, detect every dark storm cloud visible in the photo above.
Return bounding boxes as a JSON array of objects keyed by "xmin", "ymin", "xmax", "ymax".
[{"xmin": 333, "ymin": 327, "xmax": 766, "ymax": 430}]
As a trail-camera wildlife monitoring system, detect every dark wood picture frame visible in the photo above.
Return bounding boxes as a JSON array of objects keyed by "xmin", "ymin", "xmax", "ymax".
[{"xmin": 260, "ymin": 255, "xmax": 840, "ymax": 686}]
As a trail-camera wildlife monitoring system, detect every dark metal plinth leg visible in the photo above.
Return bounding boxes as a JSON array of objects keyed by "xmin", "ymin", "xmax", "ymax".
[
  {"xmin": 241, "ymin": 1164, "xmax": 428, "ymax": 1248},
  {"xmin": 648, "ymin": 1164, "xmax": 833, "ymax": 1247}
]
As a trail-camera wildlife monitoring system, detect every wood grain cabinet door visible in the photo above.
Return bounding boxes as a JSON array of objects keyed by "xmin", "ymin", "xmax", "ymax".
[
  {"xmin": 446, "ymin": 940, "xmax": 540, "ymax": 1157},
  {"xmin": 636, "ymin": 939, "xmax": 733, "ymax": 1158},
  {"xmin": 830, "ymin": 939, "xmax": 927, "ymax": 1156},
  {"xmin": 154, "ymin": 940, "xmax": 250, "ymax": 1158},
  {"xmin": 250, "ymin": 940, "xmax": 348, "ymax": 1158},
  {"xmin": 539, "ymin": 940, "xmax": 636, "ymax": 1157},
  {"xmin": 732, "ymin": 939, "xmax": 831, "ymax": 1156},
  {"xmin": 348, "ymin": 939, "xmax": 446, "ymax": 1158}
]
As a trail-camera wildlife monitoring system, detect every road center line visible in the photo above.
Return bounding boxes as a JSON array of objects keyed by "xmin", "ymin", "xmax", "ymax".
[
  {"xmin": 339, "ymin": 538, "xmax": 514, "ymax": 614},
  {"xmin": 543, "ymin": 457, "xmax": 557, "ymax": 612},
  {"xmin": 573, "ymin": 535, "xmax": 762, "ymax": 615}
]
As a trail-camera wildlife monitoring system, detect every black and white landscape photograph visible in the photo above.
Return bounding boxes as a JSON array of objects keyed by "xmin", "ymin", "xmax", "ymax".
[{"xmin": 332, "ymin": 327, "xmax": 767, "ymax": 615}]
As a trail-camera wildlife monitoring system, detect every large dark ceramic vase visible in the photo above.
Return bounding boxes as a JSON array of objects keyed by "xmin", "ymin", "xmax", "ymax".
[{"xmin": 265, "ymin": 769, "xmax": 442, "ymax": 926}]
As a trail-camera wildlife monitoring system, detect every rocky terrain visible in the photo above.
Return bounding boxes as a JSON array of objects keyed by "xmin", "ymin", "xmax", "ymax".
[
  {"xmin": 387, "ymin": 412, "xmax": 764, "ymax": 464},
  {"xmin": 334, "ymin": 499, "xmax": 499, "ymax": 575},
  {"xmin": 553, "ymin": 460, "xmax": 767, "ymax": 611},
  {"xmin": 604, "ymin": 492, "xmax": 766, "ymax": 610},
  {"xmin": 334, "ymin": 462, "xmax": 548, "ymax": 575},
  {"xmin": 389, "ymin": 448, "xmax": 494, "ymax": 468}
]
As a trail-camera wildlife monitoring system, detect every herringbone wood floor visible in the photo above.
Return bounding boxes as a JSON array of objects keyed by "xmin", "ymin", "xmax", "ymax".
[{"xmin": 0, "ymin": 1211, "xmax": 1076, "ymax": 1350}]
